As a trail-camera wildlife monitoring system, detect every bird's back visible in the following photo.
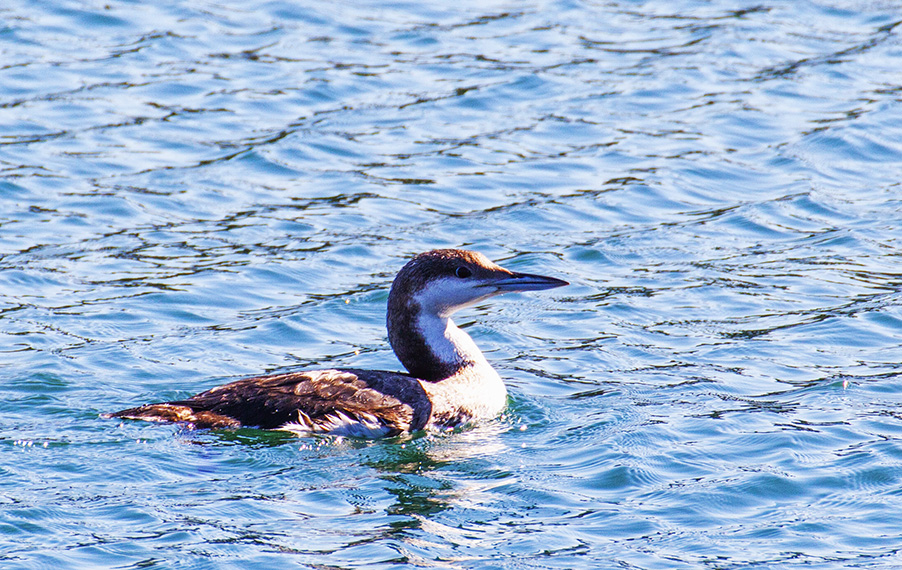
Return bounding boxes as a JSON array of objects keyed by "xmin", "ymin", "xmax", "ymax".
[{"xmin": 108, "ymin": 369, "xmax": 433, "ymax": 436}]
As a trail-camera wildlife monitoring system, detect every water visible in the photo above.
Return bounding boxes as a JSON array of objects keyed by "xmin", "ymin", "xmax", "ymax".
[{"xmin": 2, "ymin": 0, "xmax": 902, "ymax": 567}]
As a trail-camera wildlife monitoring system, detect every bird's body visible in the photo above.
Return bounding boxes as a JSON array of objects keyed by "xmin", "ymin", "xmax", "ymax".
[{"xmin": 107, "ymin": 249, "xmax": 567, "ymax": 437}]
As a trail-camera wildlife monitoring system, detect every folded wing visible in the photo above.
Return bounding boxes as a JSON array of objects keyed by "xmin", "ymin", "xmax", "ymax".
[{"xmin": 108, "ymin": 369, "xmax": 432, "ymax": 436}]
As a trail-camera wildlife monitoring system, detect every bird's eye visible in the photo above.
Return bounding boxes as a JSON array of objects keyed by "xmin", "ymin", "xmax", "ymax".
[{"xmin": 455, "ymin": 266, "xmax": 472, "ymax": 278}]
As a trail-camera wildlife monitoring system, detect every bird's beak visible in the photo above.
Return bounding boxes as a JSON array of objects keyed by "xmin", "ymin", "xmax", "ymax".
[{"xmin": 487, "ymin": 271, "xmax": 569, "ymax": 293}]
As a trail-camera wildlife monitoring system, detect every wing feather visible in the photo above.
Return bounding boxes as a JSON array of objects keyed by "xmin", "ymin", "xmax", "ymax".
[{"xmin": 109, "ymin": 369, "xmax": 433, "ymax": 435}]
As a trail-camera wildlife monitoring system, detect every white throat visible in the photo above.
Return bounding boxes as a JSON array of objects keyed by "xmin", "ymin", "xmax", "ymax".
[
  {"xmin": 413, "ymin": 311, "xmax": 492, "ymax": 372},
  {"xmin": 413, "ymin": 310, "xmax": 507, "ymax": 420}
]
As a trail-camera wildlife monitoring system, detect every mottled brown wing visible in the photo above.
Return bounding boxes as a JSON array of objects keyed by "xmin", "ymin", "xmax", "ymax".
[{"xmin": 109, "ymin": 369, "xmax": 433, "ymax": 434}]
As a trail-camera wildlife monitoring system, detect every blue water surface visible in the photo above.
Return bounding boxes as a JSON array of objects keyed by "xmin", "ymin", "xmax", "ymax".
[{"xmin": 3, "ymin": 0, "xmax": 902, "ymax": 568}]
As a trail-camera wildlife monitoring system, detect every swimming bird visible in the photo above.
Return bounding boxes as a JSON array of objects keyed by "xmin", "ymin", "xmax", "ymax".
[{"xmin": 107, "ymin": 249, "xmax": 567, "ymax": 437}]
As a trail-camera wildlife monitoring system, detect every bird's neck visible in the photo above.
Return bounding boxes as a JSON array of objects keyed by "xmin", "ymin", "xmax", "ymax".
[{"xmin": 388, "ymin": 299, "xmax": 494, "ymax": 382}]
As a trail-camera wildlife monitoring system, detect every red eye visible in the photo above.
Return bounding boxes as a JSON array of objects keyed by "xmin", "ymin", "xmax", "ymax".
[{"xmin": 455, "ymin": 266, "xmax": 472, "ymax": 278}]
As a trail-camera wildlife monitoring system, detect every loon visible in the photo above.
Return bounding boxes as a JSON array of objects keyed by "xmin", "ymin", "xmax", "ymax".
[{"xmin": 107, "ymin": 249, "xmax": 568, "ymax": 437}]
